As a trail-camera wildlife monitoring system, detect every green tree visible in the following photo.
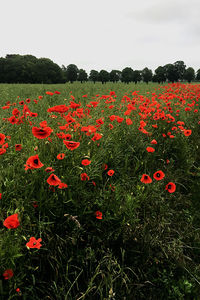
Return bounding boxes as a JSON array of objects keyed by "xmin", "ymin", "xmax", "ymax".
[
  {"xmin": 33, "ymin": 58, "xmax": 63, "ymax": 83},
  {"xmin": 184, "ymin": 67, "xmax": 195, "ymax": 83},
  {"xmin": 142, "ymin": 67, "xmax": 153, "ymax": 84},
  {"xmin": 109, "ymin": 70, "xmax": 121, "ymax": 82},
  {"xmin": 98, "ymin": 70, "xmax": 110, "ymax": 84},
  {"xmin": 89, "ymin": 70, "xmax": 99, "ymax": 83},
  {"xmin": 77, "ymin": 69, "xmax": 88, "ymax": 83},
  {"xmin": 174, "ymin": 60, "xmax": 186, "ymax": 81},
  {"xmin": 164, "ymin": 64, "xmax": 179, "ymax": 82},
  {"xmin": 154, "ymin": 66, "xmax": 166, "ymax": 83},
  {"xmin": 121, "ymin": 67, "xmax": 134, "ymax": 83},
  {"xmin": 132, "ymin": 70, "xmax": 141, "ymax": 84},
  {"xmin": 65, "ymin": 64, "xmax": 79, "ymax": 83},
  {"xmin": 196, "ymin": 69, "xmax": 200, "ymax": 81}
]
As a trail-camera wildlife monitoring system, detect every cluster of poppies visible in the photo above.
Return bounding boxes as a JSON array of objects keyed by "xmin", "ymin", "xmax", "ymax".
[{"xmin": 1, "ymin": 82, "xmax": 199, "ymax": 285}]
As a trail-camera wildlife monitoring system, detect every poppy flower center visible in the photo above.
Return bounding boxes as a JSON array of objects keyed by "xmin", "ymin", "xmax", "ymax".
[
  {"xmin": 144, "ymin": 175, "xmax": 148, "ymax": 179},
  {"xmin": 33, "ymin": 159, "xmax": 39, "ymax": 164},
  {"xmin": 168, "ymin": 184, "xmax": 171, "ymax": 189},
  {"xmin": 156, "ymin": 173, "xmax": 160, "ymax": 177}
]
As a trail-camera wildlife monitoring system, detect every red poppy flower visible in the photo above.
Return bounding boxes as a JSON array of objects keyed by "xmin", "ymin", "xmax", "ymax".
[
  {"xmin": 57, "ymin": 153, "xmax": 65, "ymax": 160},
  {"xmin": 25, "ymin": 154, "xmax": 44, "ymax": 169},
  {"xmin": 3, "ymin": 213, "xmax": 20, "ymax": 229},
  {"xmin": 0, "ymin": 193, "xmax": 2, "ymax": 199},
  {"xmin": 183, "ymin": 129, "xmax": 192, "ymax": 136},
  {"xmin": 45, "ymin": 167, "xmax": 55, "ymax": 173},
  {"xmin": 81, "ymin": 159, "xmax": 91, "ymax": 166},
  {"xmin": 150, "ymin": 139, "xmax": 157, "ymax": 145},
  {"xmin": 153, "ymin": 170, "xmax": 165, "ymax": 181},
  {"xmin": 103, "ymin": 163, "xmax": 108, "ymax": 170},
  {"xmin": 91, "ymin": 133, "xmax": 103, "ymax": 141},
  {"xmin": 146, "ymin": 147, "xmax": 155, "ymax": 153},
  {"xmin": 140, "ymin": 174, "xmax": 152, "ymax": 184},
  {"xmin": 165, "ymin": 182, "xmax": 176, "ymax": 193},
  {"xmin": 107, "ymin": 169, "xmax": 115, "ymax": 176},
  {"xmin": 0, "ymin": 148, "xmax": 6, "ymax": 155},
  {"xmin": 47, "ymin": 174, "xmax": 61, "ymax": 186},
  {"xmin": 63, "ymin": 140, "xmax": 80, "ymax": 150},
  {"xmin": 32, "ymin": 126, "xmax": 53, "ymax": 139},
  {"xmin": 95, "ymin": 211, "xmax": 102, "ymax": 219},
  {"xmin": 39, "ymin": 120, "xmax": 48, "ymax": 128},
  {"xmin": 58, "ymin": 182, "xmax": 68, "ymax": 189},
  {"xmin": 46, "ymin": 91, "xmax": 54, "ymax": 96},
  {"xmin": 126, "ymin": 118, "xmax": 133, "ymax": 125},
  {"xmin": 80, "ymin": 173, "xmax": 90, "ymax": 181},
  {"xmin": 0, "ymin": 133, "xmax": 5, "ymax": 145},
  {"xmin": 15, "ymin": 144, "xmax": 22, "ymax": 151},
  {"xmin": 3, "ymin": 269, "xmax": 14, "ymax": 280},
  {"xmin": 26, "ymin": 237, "xmax": 42, "ymax": 249}
]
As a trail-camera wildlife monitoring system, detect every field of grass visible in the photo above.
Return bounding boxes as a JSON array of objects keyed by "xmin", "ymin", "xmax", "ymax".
[{"xmin": 0, "ymin": 82, "xmax": 200, "ymax": 299}]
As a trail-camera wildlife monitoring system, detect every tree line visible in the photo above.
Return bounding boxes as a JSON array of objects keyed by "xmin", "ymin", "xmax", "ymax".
[{"xmin": 0, "ymin": 54, "xmax": 200, "ymax": 84}]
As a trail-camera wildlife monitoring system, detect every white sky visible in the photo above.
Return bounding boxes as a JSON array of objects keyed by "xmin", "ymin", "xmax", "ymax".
[{"xmin": 0, "ymin": 0, "xmax": 199, "ymax": 73}]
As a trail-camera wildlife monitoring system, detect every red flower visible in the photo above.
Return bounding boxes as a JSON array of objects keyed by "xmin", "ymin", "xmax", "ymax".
[
  {"xmin": 57, "ymin": 153, "xmax": 65, "ymax": 160},
  {"xmin": 91, "ymin": 133, "xmax": 103, "ymax": 141},
  {"xmin": 15, "ymin": 144, "xmax": 22, "ymax": 151},
  {"xmin": 146, "ymin": 147, "xmax": 155, "ymax": 153},
  {"xmin": 46, "ymin": 91, "xmax": 54, "ymax": 96},
  {"xmin": 126, "ymin": 118, "xmax": 133, "ymax": 125},
  {"xmin": 25, "ymin": 154, "xmax": 44, "ymax": 170},
  {"xmin": 153, "ymin": 170, "xmax": 165, "ymax": 181},
  {"xmin": 47, "ymin": 174, "xmax": 61, "ymax": 186},
  {"xmin": 107, "ymin": 169, "xmax": 115, "ymax": 176},
  {"xmin": 95, "ymin": 211, "xmax": 102, "ymax": 219},
  {"xmin": 0, "ymin": 148, "xmax": 6, "ymax": 155},
  {"xmin": 165, "ymin": 182, "xmax": 176, "ymax": 193},
  {"xmin": 0, "ymin": 193, "xmax": 1, "ymax": 199},
  {"xmin": 81, "ymin": 159, "xmax": 91, "ymax": 166},
  {"xmin": 3, "ymin": 269, "xmax": 14, "ymax": 280},
  {"xmin": 150, "ymin": 139, "xmax": 157, "ymax": 145},
  {"xmin": 26, "ymin": 237, "xmax": 42, "ymax": 249},
  {"xmin": 32, "ymin": 126, "xmax": 53, "ymax": 139},
  {"xmin": 58, "ymin": 182, "xmax": 68, "ymax": 189},
  {"xmin": 183, "ymin": 129, "xmax": 192, "ymax": 136},
  {"xmin": 63, "ymin": 140, "xmax": 80, "ymax": 150},
  {"xmin": 0, "ymin": 133, "xmax": 5, "ymax": 145},
  {"xmin": 80, "ymin": 173, "xmax": 90, "ymax": 181},
  {"xmin": 140, "ymin": 174, "xmax": 152, "ymax": 184},
  {"xmin": 45, "ymin": 167, "xmax": 55, "ymax": 173},
  {"xmin": 3, "ymin": 213, "xmax": 20, "ymax": 229},
  {"xmin": 102, "ymin": 163, "xmax": 108, "ymax": 170}
]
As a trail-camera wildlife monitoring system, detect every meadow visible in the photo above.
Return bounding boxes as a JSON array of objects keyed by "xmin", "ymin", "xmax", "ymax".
[{"xmin": 0, "ymin": 82, "xmax": 200, "ymax": 300}]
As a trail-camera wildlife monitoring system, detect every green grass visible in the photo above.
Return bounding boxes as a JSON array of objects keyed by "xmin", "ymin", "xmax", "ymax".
[{"xmin": 0, "ymin": 82, "xmax": 200, "ymax": 299}]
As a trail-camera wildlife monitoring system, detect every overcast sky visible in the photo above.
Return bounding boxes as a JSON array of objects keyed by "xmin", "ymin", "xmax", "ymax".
[{"xmin": 0, "ymin": 0, "xmax": 199, "ymax": 73}]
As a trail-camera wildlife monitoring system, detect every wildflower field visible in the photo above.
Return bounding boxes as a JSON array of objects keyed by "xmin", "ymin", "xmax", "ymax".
[{"xmin": 0, "ymin": 82, "xmax": 200, "ymax": 299}]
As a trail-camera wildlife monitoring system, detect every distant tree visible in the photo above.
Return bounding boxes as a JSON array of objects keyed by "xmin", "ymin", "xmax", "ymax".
[
  {"xmin": 33, "ymin": 58, "xmax": 63, "ymax": 83},
  {"xmin": 142, "ymin": 67, "xmax": 153, "ymax": 84},
  {"xmin": 196, "ymin": 69, "xmax": 200, "ymax": 81},
  {"xmin": 174, "ymin": 60, "xmax": 186, "ymax": 81},
  {"xmin": 154, "ymin": 66, "xmax": 166, "ymax": 83},
  {"xmin": 132, "ymin": 70, "xmax": 142, "ymax": 84},
  {"xmin": 65, "ymin": 64, "xmax": 79, "ymax": 83},
  {"xmin": 121, "ymin": 67, "xmax": 134, "ymax": 83},
  {"xmin": 184, "ymin": 67, "xmax": 195, "ymax": 83},
  {"xmin": 109, "ymin": 70, "xmax": 121, "ymax": 82},
  {"xmin": 77, "ymin": 69, "xmax": 88, "ymax": 83},
  {"xmin": 89, "ymin": 70, "xmax": 99, "ymax": 83},
  {"xmin": 164, "ymin": 64, "xmax": 179, "ymax": 82},
  {"xmin": 98, "ymin": 70, "xmax": 110, "ymax": 84}
]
